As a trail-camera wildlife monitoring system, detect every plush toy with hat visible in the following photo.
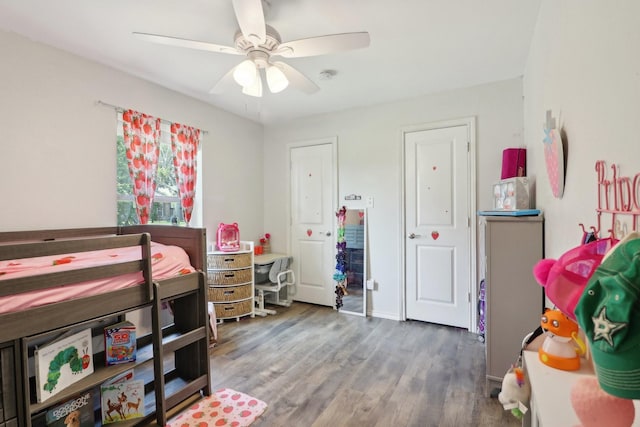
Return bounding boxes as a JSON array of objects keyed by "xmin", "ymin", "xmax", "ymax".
[
  {"xmin": 533, "ymin": 238, "xmax": 617, "ymax": 321},
  {"xmin": 575, "ymin": 231, "xmax": 640, "ymax": 399}
]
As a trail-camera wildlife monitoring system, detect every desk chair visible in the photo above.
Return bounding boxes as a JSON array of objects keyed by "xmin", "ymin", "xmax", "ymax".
[{"xmin": 255, "ymin": 256, "xmax": 295, "ymax": 316}]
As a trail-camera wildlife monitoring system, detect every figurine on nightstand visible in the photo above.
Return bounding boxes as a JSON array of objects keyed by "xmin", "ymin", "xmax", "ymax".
[{"xmin": 539, "ymin": 308, "xmax": 586, "ymax": 371}]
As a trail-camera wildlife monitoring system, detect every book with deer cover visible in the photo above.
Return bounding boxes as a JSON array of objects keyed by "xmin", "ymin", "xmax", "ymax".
[
  {"xmin": 100, "ymin": 379, "xmax": 144, "ymax": 424},
  {"xmin": 34, "ymin": 328, "xmax": 94, "ymax": 403},
  {"xmin": 45, "ymin": 390, "xmax": 95, "ymax": 426}
]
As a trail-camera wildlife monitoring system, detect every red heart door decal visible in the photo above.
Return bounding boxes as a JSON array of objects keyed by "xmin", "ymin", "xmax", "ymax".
[
  {"xmin": 431, "ymin": 231, "xmax": 440, "ymax": 240},
  {"xmin": 307, "ymin": 229, "xmax": 313, "ymax": 237}
]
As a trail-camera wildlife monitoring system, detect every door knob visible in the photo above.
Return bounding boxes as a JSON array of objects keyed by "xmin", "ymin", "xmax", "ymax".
[
  {"xmin": 326, "ymin": 231, "xmax": 332, "ymax": 236},
  {"xmin": 408, "ymin": 233, "xmax": 420, "ymax": 239}
]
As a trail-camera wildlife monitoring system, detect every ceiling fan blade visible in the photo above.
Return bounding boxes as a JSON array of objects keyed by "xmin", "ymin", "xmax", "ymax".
[
  {"xmin": 273, "ymin": 61, "xmax": 319, "ymax": 94},
  {"xmin": 209, "ymin": 66, "xmax": 238, "ymax": 94},
  {"xmin": 232, "ymin": 0, "xmax": 266, "ymax": 46},
  {"xmin": 274, "ymin": 32, "xmax": 370, "ymax": 58},
  {"xmin": 133, "ymin": 32, "xmax": 241, "ymax": 55}
]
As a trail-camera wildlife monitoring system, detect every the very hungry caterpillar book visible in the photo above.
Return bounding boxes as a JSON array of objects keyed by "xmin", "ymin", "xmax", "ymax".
[{"xmin": 34, "ymin": 328, "xmax": 93, "ymax": 403}]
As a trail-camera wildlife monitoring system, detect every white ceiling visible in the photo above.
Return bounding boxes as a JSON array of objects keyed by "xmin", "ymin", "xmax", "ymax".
[{"xmin": 0, "ymin": 0, "xmax": 541, "ymax": 124}]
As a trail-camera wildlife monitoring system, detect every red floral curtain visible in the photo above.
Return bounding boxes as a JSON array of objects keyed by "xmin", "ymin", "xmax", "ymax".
[
  {"xmin": 122, "ymin": 109, "xmax": 161, "ymax": 224},
  {"xmin": 170, "ymin": 123, "xmax": 200, "ymax": 225}
]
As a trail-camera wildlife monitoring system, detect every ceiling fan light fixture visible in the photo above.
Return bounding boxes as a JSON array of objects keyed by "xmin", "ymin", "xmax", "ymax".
[
  {"xmin": 135, "ymin": 0, "xmax": 369, "ymax": 97},
  {"xmin": 242, "ymin": 72, "xmax": 263, "ymax": 97},
  {"xmin": 233, "ymin": 59, "xmax": 258, "ymax": 88},
  {"xmin": 266, "ymin": 64, "xmax": 289, "ymax": 93}
]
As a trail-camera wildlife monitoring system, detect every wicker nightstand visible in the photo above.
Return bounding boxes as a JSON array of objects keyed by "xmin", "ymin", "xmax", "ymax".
[{"xmin": 207, "ymin": 243, "xmax": 254, "ymax": 322}]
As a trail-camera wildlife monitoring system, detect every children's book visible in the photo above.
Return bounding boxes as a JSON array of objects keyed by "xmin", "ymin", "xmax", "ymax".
[
  {"xmin": 104, "ymin": 321, "xmax": 136, "ymax": 366},
  {"xmin": 101, "ymin": 380, "xmax": 145, "ymax": 424},
  {"xmin": 102, "ymin": 368, "xmax": 135, "ymax": 386},
  {"xmin": 45, "ymin": 390, "xmax": 95, "ymax": 426},
  {"xmin": 34, "ymin": 328, "xmax": 94, "ymax": 403}
]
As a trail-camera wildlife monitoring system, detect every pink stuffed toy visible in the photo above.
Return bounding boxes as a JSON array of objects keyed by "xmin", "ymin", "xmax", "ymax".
[
  {"xmin": 571, "ymin": 377, "xmax": 635, "ymax": 427},
  {"xmin": 532, "ymin": 238, "xmax": 617, "ymax": 321}
]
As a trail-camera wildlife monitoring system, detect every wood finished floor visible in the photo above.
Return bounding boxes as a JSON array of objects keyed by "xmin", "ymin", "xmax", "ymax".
[{"xmin": 210, "ymin": 302, "xmax": 519, "ymax": 427}]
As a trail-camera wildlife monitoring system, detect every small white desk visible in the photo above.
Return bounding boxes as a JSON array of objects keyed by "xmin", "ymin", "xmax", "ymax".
[
  {"xmin": 522, "ymin": 350, "xmax": 640, "ymax": 427},
  {"xmin": 254, "ymin": 252, "xmax": 290, "ymax": 265},
  {"xmin": 254, "ymin": 253, "xmax": 293, "ymax": 307}
]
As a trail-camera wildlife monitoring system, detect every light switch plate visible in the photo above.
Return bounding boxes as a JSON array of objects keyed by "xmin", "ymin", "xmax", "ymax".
[{"xmin": 366, "ymin": 196, "xmax": 374, "ymax": 208}]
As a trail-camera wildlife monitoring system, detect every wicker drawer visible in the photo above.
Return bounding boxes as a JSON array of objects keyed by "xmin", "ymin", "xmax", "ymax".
[
  {"xmin": 208, "ymin": 268, "xmax": 252, "ymax": 285},
  {"xmin": 213, "ymin": 299, "xmax": 253, "ymax": 319},
  {"xmin": 208, "ymin": 283, "xmax": 252, "ymax": 302},
  {"xmin": 207, "ymin": 252, "xmax": 252, "ymax": 269}
]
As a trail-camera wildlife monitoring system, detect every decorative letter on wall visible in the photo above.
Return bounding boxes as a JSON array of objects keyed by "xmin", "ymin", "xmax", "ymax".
[{"xmin": 543, "ymin": 110, "xmax": 565, "ymax": 199}]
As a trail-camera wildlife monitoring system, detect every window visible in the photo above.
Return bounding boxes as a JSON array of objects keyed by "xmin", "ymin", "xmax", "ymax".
[{"xmin": 116, "ymin": 114, "xmax": 190, "ymax": 226}]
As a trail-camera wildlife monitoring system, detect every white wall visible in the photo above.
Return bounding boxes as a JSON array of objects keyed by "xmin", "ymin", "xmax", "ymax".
[
  {"xmin": 524, "ymin": 1, "xmax": 640, "ymax": 260},
  {"xmin": 0, "ymin": 28, "xmax": 530, "ymax": 322},
  {"xmin": 264, "ymin": 78, "xmax": 525, "ymax": 320},
  {"xmin": 6, "ymin": 0, "xmax": 633, "ymax": 323},
  {"xmin": 0, "ymin": 30, "xmax": 264, "ymax": 247}
]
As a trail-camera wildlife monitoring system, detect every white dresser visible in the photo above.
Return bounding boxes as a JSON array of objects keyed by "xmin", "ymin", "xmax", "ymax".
[
  {"xmin": 522, "ymin": 350, "xmax": 640, "ymax": 426},
  {"xmin": 479, "ymin": 214, "xmax": 544, "ymax": 393}
]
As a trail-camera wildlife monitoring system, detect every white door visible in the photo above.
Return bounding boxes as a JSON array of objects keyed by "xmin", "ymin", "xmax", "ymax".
[
  {"xmin": 405, "ymin": 123, "xmax": 472, "ymax": 328},
  {"xmin": 289, "ymin": 141, "xmax": 336, "ymax": 307}
]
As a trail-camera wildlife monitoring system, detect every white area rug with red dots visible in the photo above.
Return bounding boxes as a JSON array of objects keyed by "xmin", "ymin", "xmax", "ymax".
[{"xmin": 168, "ymin": 388, "xmax": 268, "ymax": 427}]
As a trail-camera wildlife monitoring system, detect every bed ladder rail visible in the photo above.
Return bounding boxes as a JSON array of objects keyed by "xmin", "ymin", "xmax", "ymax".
[{"xmin": 151, "ymin": 271, "xmax": 211, "ymax": 425}]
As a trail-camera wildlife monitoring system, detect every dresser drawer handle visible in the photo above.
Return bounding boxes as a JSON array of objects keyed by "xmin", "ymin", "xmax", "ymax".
[
  {"xmin": 223, "ymin": 290, "xmax": 235, "ymax": 295},
  {"xmin": 224, "ymin": 273, "xmax": 235, "ymax": 278},
  {"xmin": 224, "ymin": 306, "xmax": 234, "ymax": 311}
]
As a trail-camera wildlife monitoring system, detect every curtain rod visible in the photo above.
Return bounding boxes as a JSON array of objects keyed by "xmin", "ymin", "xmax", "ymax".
[{"xmin": 96, "ymin": 100, "xmax": 208, "ymax": 135}]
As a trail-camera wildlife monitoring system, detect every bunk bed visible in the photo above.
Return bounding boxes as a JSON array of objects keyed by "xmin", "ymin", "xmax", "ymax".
[{"xmin": 0, "ymin": 225, "xmax": 210, "ymax": 426}]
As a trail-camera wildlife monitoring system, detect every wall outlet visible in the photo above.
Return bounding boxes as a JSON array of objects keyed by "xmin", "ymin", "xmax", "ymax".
[{"xmin": 366, "ymin": 278, "xmax": 375, "ymax": 290}]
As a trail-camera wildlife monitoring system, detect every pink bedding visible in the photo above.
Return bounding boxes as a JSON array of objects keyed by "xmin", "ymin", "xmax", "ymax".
[{"xmin": 0, "ymin": 241, "xmax": 195, "ymax": 314}]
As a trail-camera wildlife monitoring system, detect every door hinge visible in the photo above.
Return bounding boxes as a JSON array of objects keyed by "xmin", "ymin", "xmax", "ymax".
[
  {"xmin": 467, "ymin": 217, "xmax": 471, "ymax": 227},
  {"xmin": 468, "ymin": 292, "xmax": 471, "ymax": 303},
  {"xmin": 467, "ymin": 141, "xmax": 470, "ymax": 152}
]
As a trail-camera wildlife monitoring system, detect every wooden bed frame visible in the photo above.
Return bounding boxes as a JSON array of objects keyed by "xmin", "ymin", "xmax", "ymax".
[
  {"xmin": 0, "ymin": 225, "xmax": 209, "ymax": 426},
  {"xmin": 0, "ymin": 225, "xmax": 206, "ymax": 343}
]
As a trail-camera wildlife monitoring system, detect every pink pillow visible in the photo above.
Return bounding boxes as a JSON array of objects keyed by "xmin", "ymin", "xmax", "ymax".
[{"xmin": 532, "ymin": 238, "xmax": 617, "ymax": 321}]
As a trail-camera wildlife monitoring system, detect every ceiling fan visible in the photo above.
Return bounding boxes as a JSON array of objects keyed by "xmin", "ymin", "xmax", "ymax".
[{"xmin": 133, "ymin": 0, "xmax": 370, "ymax": 97}]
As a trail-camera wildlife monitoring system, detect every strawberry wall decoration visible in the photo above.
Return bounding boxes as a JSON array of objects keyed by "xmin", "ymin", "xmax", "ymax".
[{"xmin": 543, "ymin": 110, "xmax": 566, "ymax": 199}]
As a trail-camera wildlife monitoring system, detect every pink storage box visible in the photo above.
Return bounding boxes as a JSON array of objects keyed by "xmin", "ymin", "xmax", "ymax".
[{"xmin": 501, "ymin": 148, "xmax": 526, "ymax": 179}]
